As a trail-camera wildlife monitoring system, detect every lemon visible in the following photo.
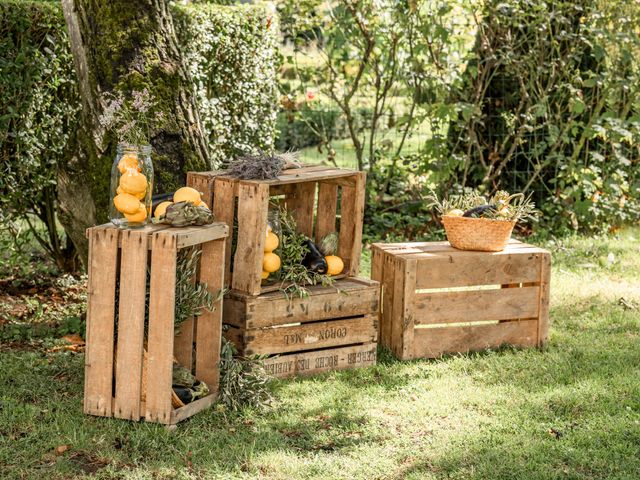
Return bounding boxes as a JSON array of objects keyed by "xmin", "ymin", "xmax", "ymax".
[
  {"xmin": 117, "ymin": 153, "xmax": 141, "ymax": 174},
  {"xmin": 261, "ymin": 270, "xmax": 270, "ymax": 280},
  {"xmin": 444, "ymin": 209, "xmax": 464, "ymax": 217},
  {"xmin": 118, "ymin": 186, "xmax": 146, "ymax": 200},
  {"xmin": 200, "ymin": 201, "xmax": 210, "ymax": 211},
  {"xmin": 173, "ymin": 187, "xmax": 202, "ymax": 205},
  {"xmin": 114, "ymin": 193, "xmax": 142, "ymax": 214},
  {"xmin": 119, "ymin": 170, "xmax": 148, "ymax": 195},
  {"xmin": 264, "ymin": 231, "xmax": 279, "ymax": 253},
  {"xmin": 154, "ymin": 201, "xmax": 172, "ymax": 219},
  {"xmin": 124, "ymin": 204, "xmax": 147, "ymax": 223},
  {"xmin": 263, "ymin": 252, "xmax": 281, "ymax": 273},
  {"xmin": 325, "ymin": 255, "xmax": 344, "ymax": 276}
]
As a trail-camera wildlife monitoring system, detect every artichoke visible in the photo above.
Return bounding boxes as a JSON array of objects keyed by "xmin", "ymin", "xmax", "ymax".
[{"xmin": 153, "ymin": 201, "xmax": 214, "ymax": 227}]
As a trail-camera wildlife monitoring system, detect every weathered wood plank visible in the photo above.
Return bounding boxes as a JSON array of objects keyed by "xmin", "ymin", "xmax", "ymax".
[
  {"xmin": 391, "ymin": 258, "xmax": 407, "ymax": 359},
  {"xmin": 288, "ymin": 182, "xmax": 316, "ymax": 238},
  {"xmin": 186, "ymin": 170, "xmax": 224, "ymax": 208},
  {"xmin": 169, "ymin": 393, "xmax": 217, "ymax": 425},
  {"xmin": 84, "ymin": 227, "xmax": 119, "ymax": 418},
  {"xmin": 415, "ymin": 252, "xmax": 544, "ymax": 289},
  {"xmin": 174, "ymin": 223, "xmax": 229, "ymax": 249},
  {"xmin": 413, "ymin": 319, "xmax": 538, "ymax": 358},
  {"xmin": 114, "ymin": 230, "xmax": 148, "ymax": 421},
  {"xmin": 225, "ymin": 280, "xmax": 379, "ymax": 328},
  {"xmin": 537, "ymin": 252, "xmax": 551, "ymax": 346},
  {"xmin": 413, "ymin": 286, "xmax": 540, "ymax": 325},
  {"xmin": 263, "ymin": 342, "xmax": 377, "ymax": 378},
  {"xmin": 212, "ymin": 177, "xmax": 236, "ymax": 287},
  {"xmin": 380, "ymin": 252, "xmax": 396, "ymax": 351},
  {"xmin": 315, "ymin": 182, "xmax": 338, "ymax": 244},
  {"xmin": 196, "ymin": 238, "xmax": 225, "ymax": 393},
  {"xmin": 338, "ymin": 171, "xmax": 365, "ymax": 276},
  {"xmin": 401, "ymin": 258, "xmax": 417, "ymax": 360},
  {"xmin": 145, "ymin": 232, "xmax": 177, "ymax": 424},
  {"xmin": 231, "ymin": 182, "xmax": 270, "ymax": 296},
  {"xmin": 244, "ymin": 314, "xmax": 377, "ymax": 355}
]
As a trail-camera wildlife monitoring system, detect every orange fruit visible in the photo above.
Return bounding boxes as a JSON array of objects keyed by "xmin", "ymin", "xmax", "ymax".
[
  {"xmin": 154, "ymin": 201, "xmax": 172, "ymax": 219},
  {"xmin": 325, "ymin": 255, "xmax": 344, "ymax": 276},
  {"xmin": 117, "ymin": 153, "xmax": 141, "ymax": 174},
  {"xmin": 264, "ymin": 231, "xmax": 279, "ymax": 253},
  {"xmin": 261, "ymin": 270, "xmax": 270, "ymax": 280},
  {"xmin": 113, "ymin": 193, "xmax": 142, "ymax": 214},
  {"xmin": 124, "ymin": 204, "xmax": 147, "ymax": 223},
  {"xmin": 262, "ymin": 252, "xmax": 281, "ymax": 273},
  {"xmin": 119, "ymin": 170, "xmax": 147, "ymax": 195},
  {"xmin": 118, "ymin": 186, "xmax": 146, "ymax": 200},
  {"xmin": 173, "ymin": 187, "xmax": 201, "ymax": 205}
]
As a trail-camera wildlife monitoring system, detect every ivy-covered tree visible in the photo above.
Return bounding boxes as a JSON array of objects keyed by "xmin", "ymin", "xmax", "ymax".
[{"xmin": 61, "ymin": 0, "xmax": 211, "ymax": 262}]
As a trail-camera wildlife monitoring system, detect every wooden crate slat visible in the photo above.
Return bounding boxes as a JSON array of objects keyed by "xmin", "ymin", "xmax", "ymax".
[
  {"xmin": 186, "ymin": 170, "xmax": 224, "ymax": 208},
  {"xmin": 113, "ymin": 230, "xmax": 148, "ymax": 421},
  {"xmin": 225, "ymin": 280, "xmax": 379, "ymax": 328},
  {"xmin": 174, "ymin": 317, "xmax": 194, "ymax": 370},
  {"xmin": 145, "ymin": 232, "xmax": 178, "ymax": 424},
  {"xmin": 174, "ymin": 222, "xmax": 229, "ymax": 249},
  {"xmin": 286, "ymin": 182, "xmax": 316, "ymax": 238},
  {"xmin": 338, "ymin": 171, "xmax": 366, "ymax": 276},
  {"xmin": 538, "ymin": 253, "xmax": 551, "ymax": 346},
  {"xmin": 413, "ymin": 286, "xmax": 540, "ymax": 325},
  {"xmin": 84, "ymin": 228, "xmax": 119, "ymax": 417},
  {"xmin": 401, "ymin": 258, "xmax": 417, "ymax": 360},
  {"xmin": 244, "ymin": 314, "xmax": 377, "ymax": 355},
  {"xmin": 379, "ymin": 253, "xmax": 396, "ymax": 351},
  {"xmin": 413, "ymin": 319, "xmax": 539, "ymax": 358},
  {"xmin": 262, "ymin": 342, "xmax": 377, "ymax": 378},
  {"xmin": 196, "ymin": 238, "xmax": 225, "ymax": 392},
  {"xmin": 390, "ymin": 258, "xmax": 407, "ymax": 359},
  {"xmin": 415, "ymin": 252, "xmax": 544, "ymax": 289},
  {"xmin": 170, "ymin": 394, "xmax": 217, "ymax": 425},
  {"xmin": 231, "ymin": 182, "xmax": 270, "ymax": 295},
  {"xmin": 212, "ymin": 177, "xmax": 236, "ymax": 287},
  {"xmin": 315, "ymin": 182, "xmax": 339, "ymax": 244},
  {"xmin": 261, "ymin": 168, "xmax": 359, "ymax": 185}
]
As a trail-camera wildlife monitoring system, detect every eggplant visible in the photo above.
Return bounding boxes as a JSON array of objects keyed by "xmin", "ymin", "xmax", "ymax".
[
  {"xmin": 463, "ymin": 204, "xmax": 496, "ymax": 218},
  {"xmin": 172, "ymin": 385, "xmax": 194, "ymax": 405},
  {"xmin": 302, "ymin": 239, "xmax": 328, "ymax": 274},
  {"xmin": 151, "ymin": 192, "xmax": 175, "ymax": 216}
]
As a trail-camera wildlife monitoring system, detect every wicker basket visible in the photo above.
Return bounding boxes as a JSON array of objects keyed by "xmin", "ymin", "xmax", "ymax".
[{"xmin": 442, "ymin": 215, "xmax": 516, "ymax": 252}]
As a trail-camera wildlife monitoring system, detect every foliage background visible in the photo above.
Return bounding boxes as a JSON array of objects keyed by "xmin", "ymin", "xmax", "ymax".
[{"xmin": 0, "ymin": 0, "xmax": 279, "ymax": 269}]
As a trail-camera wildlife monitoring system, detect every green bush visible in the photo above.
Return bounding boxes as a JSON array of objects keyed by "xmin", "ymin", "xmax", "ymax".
[
  {"xmin": 174, "ymin": 3, "xmax": 279, "ymax": 165},
  {"xmin": 0, "ymin": 0, "xmax": 279, "ymax": 267},
  {"xmin": 440, "ymin": 0, "xmax": 640, "ymax": 233}
]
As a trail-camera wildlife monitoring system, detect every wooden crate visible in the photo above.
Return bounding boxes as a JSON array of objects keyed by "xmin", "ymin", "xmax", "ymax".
[
  {"xmin": 223, "ymin": 278, "xmax": 379, "ymax": 377},
  {"xmin": 84, "ymin": 222, "xmax": 228, "ymax": 424},
  {"xmin": 371, "ymin": 240, "xmax": 551, "ymax": 360},
  {"xmin": 187, "ymin": 165, "xmax": 366, "ymax": 296}
]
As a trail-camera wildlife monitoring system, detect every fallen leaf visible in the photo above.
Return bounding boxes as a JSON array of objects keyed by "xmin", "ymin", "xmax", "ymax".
[
  {"xmin": 55, "ymin": 444, "xmax": 71, "ymax": 456},
  {"xmin": 62, "ymin": 334, "xmax": 85, "ymax": 345}
]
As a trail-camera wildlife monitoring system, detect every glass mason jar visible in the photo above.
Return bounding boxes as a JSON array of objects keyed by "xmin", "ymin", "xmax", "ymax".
[{"xmin": 109, "ymin": 143, "xmax": 153, "ymax": 228}]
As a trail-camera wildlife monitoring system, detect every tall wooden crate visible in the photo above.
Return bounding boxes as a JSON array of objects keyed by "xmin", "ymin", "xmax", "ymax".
[
  {"xmin": 371, "ymin": 240, "xmax": 551, "ymax": 360},
  {"xmin": 84, "ymin": 222, "xmax": 228, "ymax": 424},
  {"xmin": 187, "ymin": 166, "xmax": 366, "ymax": 296},
  {"xmin": 223, "ymin": 278, "xmax": 379, "ymax": 377}
]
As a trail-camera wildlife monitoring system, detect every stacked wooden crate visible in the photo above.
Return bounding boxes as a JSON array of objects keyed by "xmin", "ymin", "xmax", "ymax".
[
  {"xmin": 84, "ymin": 222, "xmax": 227, "ymax": 424},
  {"xmin": 187, "ymin": 166, "xmax": 379, "ymax": 377}
]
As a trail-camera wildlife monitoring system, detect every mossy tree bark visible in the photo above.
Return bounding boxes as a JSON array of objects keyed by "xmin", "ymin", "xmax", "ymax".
[{"xmin": 60, "ymin": 0, "xmax": 210, "ymax": 266}]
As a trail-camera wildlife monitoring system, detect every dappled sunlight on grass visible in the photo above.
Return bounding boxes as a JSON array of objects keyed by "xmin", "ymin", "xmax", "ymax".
[{"xmin": 1, "ymin": 229, "xmax": 639, "ymax": 479}]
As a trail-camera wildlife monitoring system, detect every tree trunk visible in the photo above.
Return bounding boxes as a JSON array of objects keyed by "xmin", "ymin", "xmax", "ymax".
[{"xmin": 60, "ymin": 0, "xmax": 210, "ymax": 266}]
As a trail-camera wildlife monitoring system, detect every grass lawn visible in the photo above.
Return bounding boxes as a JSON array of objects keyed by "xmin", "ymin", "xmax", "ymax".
[{"xmin": 1, "ymin": 228, "xmax": 639, "ymax": 479}]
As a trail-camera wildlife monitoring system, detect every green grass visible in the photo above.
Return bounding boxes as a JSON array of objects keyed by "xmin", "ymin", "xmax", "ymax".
[{"xmin": 1, "ymin": 229, "xmax": 639, "ymax": 479}]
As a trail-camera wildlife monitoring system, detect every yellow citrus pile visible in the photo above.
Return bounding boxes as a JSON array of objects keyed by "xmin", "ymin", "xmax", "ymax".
[
  {"xmin": 261, "ymin": 226, "xmax": 280, "ymax": 279},
  {"xmin": 113, "ymin": 154, "xmax": 149, "ymax": 223},
  {"xmin": 153, "ymin": 187, "xmax": 208, "ymax": 220}
]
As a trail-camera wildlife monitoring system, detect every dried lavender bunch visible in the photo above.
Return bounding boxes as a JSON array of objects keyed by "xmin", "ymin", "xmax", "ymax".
[
  {"xmin": 226, "ymin": 151, "xmax": 300, "ymax": 180},
  {"xmin": 99, "ymin": 88, "xmax": 168, "ymax": 145}
]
